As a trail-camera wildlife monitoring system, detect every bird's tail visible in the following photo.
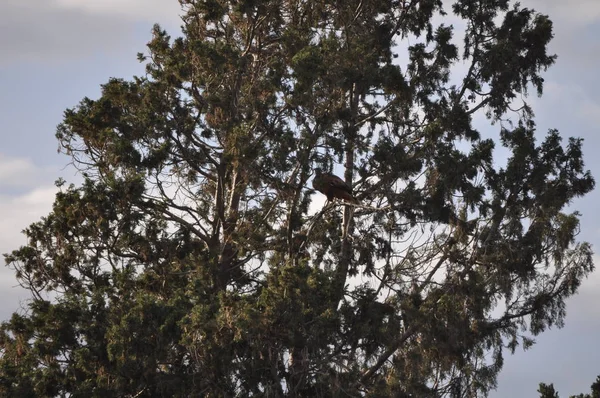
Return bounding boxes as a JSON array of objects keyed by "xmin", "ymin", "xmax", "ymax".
[{"xmin": 339, "ymin": 191, "xmax": 360, "ymax": 205}]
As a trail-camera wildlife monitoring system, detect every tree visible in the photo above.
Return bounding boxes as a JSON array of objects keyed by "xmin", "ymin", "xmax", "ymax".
[
  {"xmin": 1, "ymin": 0, "xmax": 595, "ymax": 396},
  {"xmin": 539, "ymin": 383, "xmax": 560, "ymax": 398},
  {"xmin": 539, "ymin": 375, "xmax": 600, "ymax": 398}
]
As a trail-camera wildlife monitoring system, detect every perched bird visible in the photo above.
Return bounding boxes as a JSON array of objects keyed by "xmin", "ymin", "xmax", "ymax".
[{"xmin": 312, "ymin": 168, "xmax": 359, "ymax": 205}]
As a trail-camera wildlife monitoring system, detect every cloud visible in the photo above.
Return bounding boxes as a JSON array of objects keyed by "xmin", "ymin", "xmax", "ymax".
[
  {"xmin": 528, "ymin": 0, "xmax": 600, "ymax": 25},
  {"xmin": 524, "ymin": 81, "xmax": 600, "ymax": 141},
  {"xmin": 0, "ymin": 185, "xmax": 58, "ymax": 257},
  {"xmin": 0, "ymin": 155, "xmax": 35, "ymax": 186},
  {"xmin": 0, "ymin": 155, "xmax": 65, "ymax": 321},
  {"xmin": 0, "ymin": 183, "xmax": 58, "ymax": 322},
  {"xmin": 0, "ymin": 280, "xmax": 30, "ymax": 322},
  {"xmin": 0, "ymin": 155, "xmax": 78, "ymax": 254},
  {"xmin": 0, "ymin": 2, "xmax": 131, "ymax": 65},
  {"xmin": 490, "ymin": 252, "xmax": 600, "ymax": 397},
  {"xmin": 529, "ymin": 0, "xmax": 600, "ymax": 81},
  {"xmin": 0, "ymin": 154, "xmax": 59, "ymax": 189},
  {"xmin": 53, "ymin": 0, "xmax": 183, "ymax": 23},
  {"xmin": 0, "ymin": 1, "xmax": 182, "ymax": 66}
]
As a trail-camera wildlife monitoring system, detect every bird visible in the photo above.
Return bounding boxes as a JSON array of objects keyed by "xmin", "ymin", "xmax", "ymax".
[{"xmin": 312, "ymin": 168, "xmax": 359, "ymax": 205}]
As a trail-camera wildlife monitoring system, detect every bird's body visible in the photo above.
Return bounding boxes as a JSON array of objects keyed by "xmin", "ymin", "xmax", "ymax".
[{"xmin": 312, "ymin": 168, "xmax": 359, "ymax": 205}]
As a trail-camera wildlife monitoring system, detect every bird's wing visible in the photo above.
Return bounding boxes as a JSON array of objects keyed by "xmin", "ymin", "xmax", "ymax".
[{"xmin": 325, "ymin": 173, "xmax": 353, "ymax": 193}]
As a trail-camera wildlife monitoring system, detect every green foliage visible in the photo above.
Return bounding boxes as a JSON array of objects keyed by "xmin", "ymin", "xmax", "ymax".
[
  {"xmin": 1, "ymin": 0, "xmax": 595, "ymax": 396},
  {"xmin": 538, "ymin": 375, "xmax": 600, "ymax": 398},
  {"xmin": 539, "ymin": 383, "xmax": 560, "ymax": 398}
]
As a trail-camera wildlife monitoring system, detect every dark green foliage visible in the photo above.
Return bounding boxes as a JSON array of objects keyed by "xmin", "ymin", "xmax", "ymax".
[
  {"xmin": 539, "ymin": 383, "xmax": 560, "ymax": 398},
  {"xmin": 538, "ymin": 375, "xmax": 600, "ymax": 398},
  {"xmin": 1, "ymin": 0, "xmax": 595, "ymax": 396}
]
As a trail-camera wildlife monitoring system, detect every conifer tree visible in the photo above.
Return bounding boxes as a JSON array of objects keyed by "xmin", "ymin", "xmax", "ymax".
[
  {"xmin": 539, "ymin": 375, "xmax": 600, "ymax": 398},
  {"xmin": 1, "ymin": 0, "xmax": 595, "ymax": 396}
]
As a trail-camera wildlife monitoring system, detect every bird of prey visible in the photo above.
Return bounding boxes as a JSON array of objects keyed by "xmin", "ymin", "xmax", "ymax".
[{"xmin": 312, "ymin": 168, "xmax": 359, "ymax": 205}]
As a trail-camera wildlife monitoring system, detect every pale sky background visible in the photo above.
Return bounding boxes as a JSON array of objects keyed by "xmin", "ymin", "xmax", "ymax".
[{"xmin": 0, "ymin": 1, "xmax": 598, "ymax": 396}]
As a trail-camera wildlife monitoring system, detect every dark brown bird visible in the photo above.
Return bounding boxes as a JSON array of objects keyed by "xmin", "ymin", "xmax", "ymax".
[{"xmin": 312, "ymin": 168, "xmax": 359, "ymax": 205}]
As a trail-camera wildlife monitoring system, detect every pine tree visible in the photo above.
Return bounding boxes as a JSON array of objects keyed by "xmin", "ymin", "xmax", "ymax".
[
  {"xmin": 538, "ymin": 375, "xmax": 600, "ymax": 398},
  {"xmin": 1, "ymin": 0, "xmax": 595, "ymax": 396},
  {"xmin": 539, "ymin": 383, "xmax": 560, "ymax": 398}
]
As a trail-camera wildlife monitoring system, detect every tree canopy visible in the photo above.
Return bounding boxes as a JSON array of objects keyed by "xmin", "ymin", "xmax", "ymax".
[
  {"xmin": 1, "ymin": 0, "xmax": 595, "ymax": 396},
  {"xmin": 539, "ymin": 375, "xmax": 600, "ymax": 398}
]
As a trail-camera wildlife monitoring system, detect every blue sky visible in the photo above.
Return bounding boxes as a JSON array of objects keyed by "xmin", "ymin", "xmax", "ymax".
[{"xmin": 0, "ymin": 1, "xmax": 598, "ymax": 396}]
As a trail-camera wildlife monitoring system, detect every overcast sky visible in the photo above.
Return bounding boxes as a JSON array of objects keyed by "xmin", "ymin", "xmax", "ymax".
[{"xmin": 1, "ymin": 1, "xmax": 598, "ymax": 396}]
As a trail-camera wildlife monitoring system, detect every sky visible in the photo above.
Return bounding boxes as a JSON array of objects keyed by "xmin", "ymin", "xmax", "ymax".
[{"xmin": 0, "ymin": 1, "xmax": 599, "ymax": 396}]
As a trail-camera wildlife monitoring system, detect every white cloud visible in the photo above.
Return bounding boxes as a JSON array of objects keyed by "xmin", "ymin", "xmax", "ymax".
[
  {"xmin": 0, "ymin": 2, "xmax": 131, "ymax": 65},
  {"xmin": 0, "ymin": 155, "xmax": 35, "ymax": 185},
  {"xmin": 0, "ymin": 155, "xmax": 77, "ymax": 254},
  {"xmin": 528, "ymin": 81, "xmax": 600, "ymax": 132},
  {"xmin": 0, "ymin": 155, "xmax": 63, "ymax": 321},
  {"xmin": 490, "ymin": 253, "xmax": 600, "ymax": 397},
  {"xmin": 0, "ymin": 154, "xmax": 59, "ymax": 188},
  {"xmin": 0, "ymin": 185, "xmax": 58, "ymax": 255},
  {"xmin": 0, "ymin": 184, "xmax": 58, "ymax": 322},
  {"xmin": 528, "ymin": 0, "xmax": 600, "ymax": 25},
  {"xmin": 52, "ymin": 0, "xmax": 183, "ymax": 24},
  {"xmin": 528, "ymin": 0, "xmax": 600, "ymax": 81},
  {"xmin": 0, "ymin": 0, "xmax": 182, "ymax": 66}
]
